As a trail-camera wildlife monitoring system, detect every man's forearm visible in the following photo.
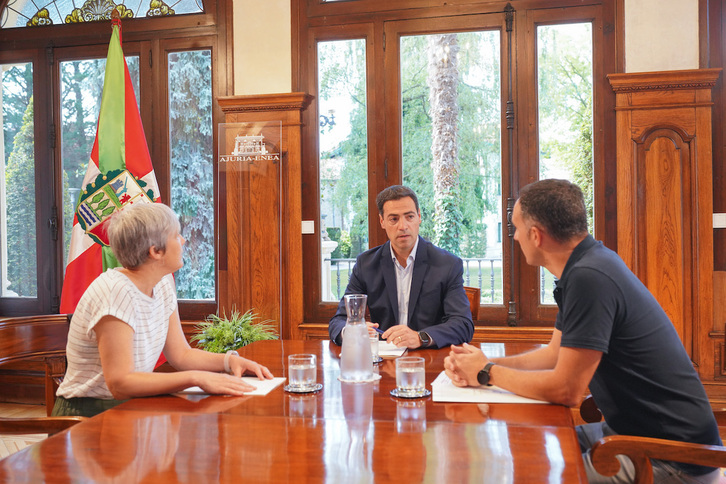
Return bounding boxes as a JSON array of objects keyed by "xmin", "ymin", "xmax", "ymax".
[
  {"xmin": 491, "ymin": 344, "xmax": 558, "ymax": 370},
  {"xmin": 487, "ymin": 365, "xmax": 581, "ymax": 406}
]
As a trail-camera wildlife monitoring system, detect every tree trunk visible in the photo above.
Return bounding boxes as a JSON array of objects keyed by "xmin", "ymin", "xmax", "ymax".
[{"xmin": 427, "ymin": 33, "xmax": 462, "ymax": 253}]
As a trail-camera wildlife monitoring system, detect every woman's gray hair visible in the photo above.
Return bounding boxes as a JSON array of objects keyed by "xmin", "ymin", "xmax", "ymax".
[{"xmin": 107, "ymin": 203, "xmax": 181, "ymax": 269}]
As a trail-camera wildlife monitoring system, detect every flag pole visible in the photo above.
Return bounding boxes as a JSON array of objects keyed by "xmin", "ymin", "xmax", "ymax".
[{"xmin": 111, "ymin": 9, "xmax": 121, "ymax": 43}]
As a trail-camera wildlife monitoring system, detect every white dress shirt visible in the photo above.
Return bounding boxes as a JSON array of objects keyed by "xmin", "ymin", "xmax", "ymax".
[{"xmin": 391, "ymin": 237, "xmax": 419, "ymax": 326}]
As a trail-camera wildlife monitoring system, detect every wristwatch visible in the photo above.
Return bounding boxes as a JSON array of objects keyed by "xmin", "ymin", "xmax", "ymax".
[
  {"xmin": 418, "ymin": 331, "xmax": 431, "ymax": 347},
  {"xmin": 477, "ymin": 362, "xmax": 496, "ymax": 386},
  {"xmin": 224, "ymin": 350, "xmax": 239, "ymax": 374}
]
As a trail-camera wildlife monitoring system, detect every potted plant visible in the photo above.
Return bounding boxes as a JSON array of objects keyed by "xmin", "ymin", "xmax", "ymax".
[{"xmin": 191, "ymin": 308, "xmax": 278, "ymax": 353}]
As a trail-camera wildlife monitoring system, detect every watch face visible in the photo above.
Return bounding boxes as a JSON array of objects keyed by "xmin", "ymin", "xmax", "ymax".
[
  {"xmin": 419, "ymin": 332, "xmax": 430, "ymax": 344},
  {"xmin": 477, "ymin": 369, "xmax": 489, "ymax": 386}
]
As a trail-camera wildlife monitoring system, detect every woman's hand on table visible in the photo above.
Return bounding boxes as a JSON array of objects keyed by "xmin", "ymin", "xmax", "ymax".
[
  {"xmin": 197, "ymin": 371, "xmax": 261, "ymax": 395},
  {"xmin": 229, "ymin": 355, "xmax": 274, "ymax": 380}
]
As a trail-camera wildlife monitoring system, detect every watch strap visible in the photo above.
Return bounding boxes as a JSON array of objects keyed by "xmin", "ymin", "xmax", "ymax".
[
  {"xmin": 224, "ymin": 350, "xmax": 239, "ymax": 374},
  {"xmin": 477, "ymin": 362, "xmax": 496, "ymax": 386}
]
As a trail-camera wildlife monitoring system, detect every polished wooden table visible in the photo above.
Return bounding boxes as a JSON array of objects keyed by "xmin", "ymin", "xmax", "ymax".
[{"xmin": 0, "ymin": 340, "xmax": 587, "ymax": 483}]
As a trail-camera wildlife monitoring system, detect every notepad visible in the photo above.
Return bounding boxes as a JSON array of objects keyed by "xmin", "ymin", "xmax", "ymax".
[
  {"xmin": 431, "ymin": 372, "xmax": 547, "ymax": 404},
  {"xmin": 180, "ymin": 377, "xmax": 286, "ymax": 396},
  {"xmin": 377, "ymin": 340, "xmax": 407, "ymax": 357}
]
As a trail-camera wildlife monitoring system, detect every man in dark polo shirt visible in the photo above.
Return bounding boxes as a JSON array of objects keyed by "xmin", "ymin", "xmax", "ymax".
[{"xmin": 444, "ymin": 179, "xmax": 721, "ymax": 483}]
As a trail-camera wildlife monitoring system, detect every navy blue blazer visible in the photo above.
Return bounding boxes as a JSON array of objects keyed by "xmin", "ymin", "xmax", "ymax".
[{"xmin": 328, "ymin": 237, "xmax": 474, "ymax": 348}]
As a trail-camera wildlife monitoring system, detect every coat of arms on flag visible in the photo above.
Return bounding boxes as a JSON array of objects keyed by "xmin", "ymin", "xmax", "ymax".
[{"xmin": 76, "ymin": 169, "xmax": 155, "ymax": 246}]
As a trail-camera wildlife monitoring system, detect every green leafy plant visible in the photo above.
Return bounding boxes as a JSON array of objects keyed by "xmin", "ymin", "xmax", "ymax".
[{"xmin": 191, "ymin": 309, "xmax": 278, "ymax": 353}]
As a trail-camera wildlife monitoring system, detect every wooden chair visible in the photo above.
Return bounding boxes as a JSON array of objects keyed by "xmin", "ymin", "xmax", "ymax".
[
  {"xmin": 579, "ymin": 396, "xmax": 726, "ymax": 483},
  {"xmin": 464, "ymin": 286, "xmax": 480, "ymax": 320},
  {"xmin": 0, "ymin": 416, "xmax": 85, "ymax": 436},
  {"xmin": 0, "ymin": 314, "xmax": 70, "ymax": 417}
]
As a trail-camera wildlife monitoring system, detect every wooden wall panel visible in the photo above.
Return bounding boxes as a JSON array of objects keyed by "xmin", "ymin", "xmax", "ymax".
[
  {"xmin": 716, "ymin": 272, "xmax": 726, "ymax": 335},
  {"xmin": 609, "ymin": 69, "xmax": 724, "ymax": 397},
  {"xmin": 218, "ymin": 93, "xmax": 312, "ymax": 340},
  {"xmin": 638, "ymin": 129, "xmax": 690, "ymax": 342}
]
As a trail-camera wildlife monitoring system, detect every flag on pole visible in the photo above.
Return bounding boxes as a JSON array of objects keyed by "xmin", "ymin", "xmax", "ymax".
[{"xmin": 60, "ymin": 17, "xmax": 160, "ymax": 314}]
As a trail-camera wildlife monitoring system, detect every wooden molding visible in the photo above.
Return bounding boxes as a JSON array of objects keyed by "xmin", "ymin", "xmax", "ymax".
[
  {"xmin": 218, "ymin": 93, "xmax": 312, "ymax": 114},
  {"xmin": 608, "ymin": 68, "xmax": 721, "ymax": 92},
  {"xmin": 298, "ymin": 323, "xmax": 554, "ymax": 345}
]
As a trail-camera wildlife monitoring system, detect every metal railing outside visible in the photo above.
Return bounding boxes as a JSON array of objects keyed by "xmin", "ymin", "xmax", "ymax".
[
  {"xmin": 326, "ymin": 257, "xmax": 504, "ymax": 304},
  {"xmin": 325, "ymin": 257, "xmax": 558, "ymax": 307}
]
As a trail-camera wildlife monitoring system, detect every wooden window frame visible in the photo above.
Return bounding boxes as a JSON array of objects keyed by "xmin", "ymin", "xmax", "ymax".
[
  {"xmin": 0, "ymin": 0, "xmax": 232, "ymax": 319},
  {"xmin": 294, "ymin": 0, "xmax": 619, "ymax": 328}
]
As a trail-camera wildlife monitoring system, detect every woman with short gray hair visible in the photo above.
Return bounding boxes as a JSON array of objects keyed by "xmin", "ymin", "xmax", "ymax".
[
  {"xmin": 53, "ymin": 202, "xmax": 273, "ymax": 417},
  {"xmin": 107, "ymin": 202, "xmax": 181, "ymax": 269}
]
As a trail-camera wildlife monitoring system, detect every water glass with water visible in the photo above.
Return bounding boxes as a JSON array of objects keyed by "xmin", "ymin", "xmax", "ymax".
[
  {"xmin": 370, "ymin": 335, "xmax": 382, "ymax": 363},
  {"xmin": 288, "ymin": 354, "xmax": 317, "ymax": 391},
  {"xmin": 395, "ymin": 356, "xmax": 426, "ymax": 397}
]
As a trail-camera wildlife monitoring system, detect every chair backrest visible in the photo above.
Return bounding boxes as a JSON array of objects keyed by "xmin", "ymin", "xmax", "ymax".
[
  {"xmin": 0, "ymin": 416, "xmax": 86, "ymax": 436},
  {"xmin": 464, "ymin": 286, "xmax": 481, "ymax": 320},
  {"xmin": 0, "ymin": 314, "xmax": 70, "ymax": 415}
]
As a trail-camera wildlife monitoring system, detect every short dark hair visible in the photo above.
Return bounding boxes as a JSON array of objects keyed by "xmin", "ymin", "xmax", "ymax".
[
  {"xmin": 518, "ymin": 179, "xmax": 588, "ymax": 243},
  {"xmin": 375, "ymin": 185, "xmax": 420, "ymax": 215}
]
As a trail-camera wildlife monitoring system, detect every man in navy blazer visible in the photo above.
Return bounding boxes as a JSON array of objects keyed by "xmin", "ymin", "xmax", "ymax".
[{"xmin": 329, "ymin": 185, "xmax": 474, "ymax": 349}]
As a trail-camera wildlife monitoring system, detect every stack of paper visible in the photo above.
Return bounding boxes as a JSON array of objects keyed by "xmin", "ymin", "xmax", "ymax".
[
  {"xmin": 431, "ymin": 372, "xmax": 547, "ymax": 404},
  {"xmin": 179, "ymin": 377, "xmax": 286, "ymax": 396},
  {"xmin": 377, "ymin": 340, "xmax": 407, "ymax": 357}
]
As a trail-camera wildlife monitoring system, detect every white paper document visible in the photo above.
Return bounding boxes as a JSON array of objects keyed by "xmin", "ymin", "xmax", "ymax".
[
  {"xmin": 431, "ymin": 372, "xmax": 548, "ymax": 404},
  {"xmin": 179, "ymin": 377, "xmax": 286, "ymax": 396},
  {"xmin": 377, "ymin": 340, "xmax": 407, "ymax": 357}
]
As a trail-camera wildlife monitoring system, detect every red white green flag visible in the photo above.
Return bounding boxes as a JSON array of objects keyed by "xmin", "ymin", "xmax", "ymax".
[{"xmin": 60, "ymin": 20, "xmax": 159, "ymax": 314}]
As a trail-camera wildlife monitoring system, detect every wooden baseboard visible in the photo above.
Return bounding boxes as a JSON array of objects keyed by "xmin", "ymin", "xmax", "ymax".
[
  {"xmin": 472, "ymin": 326, "xmax": 553, "ymax": 344},
  {"xmin": 295, "ymin": 323, "xmax": 554, "ymax": 344}
]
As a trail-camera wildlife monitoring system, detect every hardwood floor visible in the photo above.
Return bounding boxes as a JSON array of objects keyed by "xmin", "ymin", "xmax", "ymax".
[{"xmin": 0, "ymin": 403, "xmax": 47, "ymax": 459}]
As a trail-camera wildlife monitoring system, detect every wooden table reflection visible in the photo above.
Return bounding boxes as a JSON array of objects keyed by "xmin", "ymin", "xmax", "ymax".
[{"xmin": 0, "ymin": 340, "xmax": 587, "ymax": 483}]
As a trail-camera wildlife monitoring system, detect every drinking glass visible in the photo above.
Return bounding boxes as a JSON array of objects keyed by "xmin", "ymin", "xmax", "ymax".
[
  {"xmin": 395, "ymin": 356, "xmax": 426, "ymax": 397},
  {"xmin": 287, "ymin": 354, "xmax": 318, "ymax": 392},
  {"xmin": 370, "ymin": 335, "xmax": 382, "ymax": 363}
]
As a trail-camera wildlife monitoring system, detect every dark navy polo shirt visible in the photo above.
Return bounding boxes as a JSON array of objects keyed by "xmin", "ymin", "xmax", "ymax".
[{"xmin": 554, "ymin": 235, "xmax": 720, "ymax": 475}]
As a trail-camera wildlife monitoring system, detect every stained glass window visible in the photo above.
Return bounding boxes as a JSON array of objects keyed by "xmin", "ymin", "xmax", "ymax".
[{"xmin": 1, "ymin": 0, "xmax": 203, "ymax": 28}]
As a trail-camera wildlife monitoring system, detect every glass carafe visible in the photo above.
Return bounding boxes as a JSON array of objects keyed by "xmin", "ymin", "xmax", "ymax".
[{"xmin": 339, "ymin": 294, "xmax": 374, "ymax": 381}]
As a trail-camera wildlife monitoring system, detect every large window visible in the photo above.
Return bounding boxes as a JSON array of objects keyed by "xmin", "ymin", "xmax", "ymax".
[
  {"xmin": 400, "ymin": 29, "xmax": 503, "ymax": 304},
  {"xmin": 1, "ymin": 60, "xmax": 35, "ymax": 299},
  {"xmin": 298, "ymin": 0, "xmax": 617, "ymax": 328},
  {"xmin": 0, "ymin": 1, "xmax": 229, "ymax": 317}
]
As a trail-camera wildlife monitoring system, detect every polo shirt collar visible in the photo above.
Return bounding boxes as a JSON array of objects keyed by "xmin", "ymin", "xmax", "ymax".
[{"xmin": 558, "ymin": 234, "xmax": 598, "ymax": 285}]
